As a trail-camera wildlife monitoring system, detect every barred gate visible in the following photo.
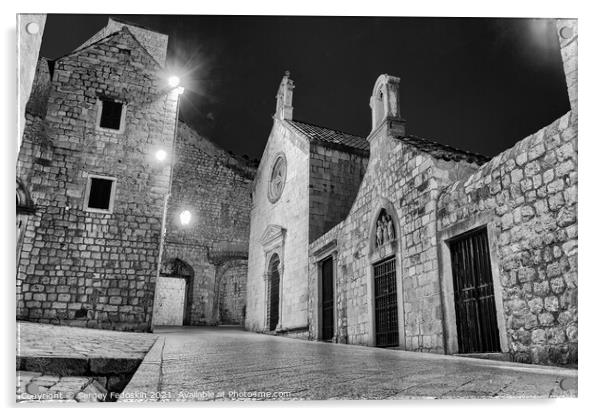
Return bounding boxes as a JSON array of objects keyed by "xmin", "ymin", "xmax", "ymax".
[{"xmin": 374, "ymin": 257, "xmax": 399, "ymax": 347}]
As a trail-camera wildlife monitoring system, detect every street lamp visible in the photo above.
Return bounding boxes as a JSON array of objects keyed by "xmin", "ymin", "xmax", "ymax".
[
  {"xmin": 155, "ymin": 149, "xmax": 167, "ymax": 162},
  {"xmin": 168, "ymin": 75, "xmax": 180, "ymax": 88},
  {"xmin": 179, "ymin": 210, "xmax": 191, "ymax": 226}
]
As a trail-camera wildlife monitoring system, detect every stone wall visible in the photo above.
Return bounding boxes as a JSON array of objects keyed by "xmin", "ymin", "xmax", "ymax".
[
  {"xmin": 218, "ymin": 261, "xmax": 248, "ymax": 325},
  {"xmin": 437, "ymin": 109, "xmax": 577, "ymax": 365},
  {"xmin": 159, "ymin": 121, "xmax": 255, "ymax": 326},
  {"xmin": 16, "ymin": 27, "xmax": 178, "ymax": 332},
  {"xmin": 153, "ymin": 275, "xmax": 187, "ymax": 326},
  {"xmin": 308, "ymin": 123, "xmax": 480, "ymax": 349},
  {"xmin": 309, "ymin": 143, "xmax": 368, "ymax": 242}
]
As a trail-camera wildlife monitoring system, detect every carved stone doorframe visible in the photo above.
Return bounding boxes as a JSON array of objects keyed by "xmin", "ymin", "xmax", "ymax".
[
  {"xmin": 366, "ymin": 197, "xmax": 405, "ymax": 348},
  {"xmin": 260, "ymin": 224, "xmax": 287, "ymax": 332}
]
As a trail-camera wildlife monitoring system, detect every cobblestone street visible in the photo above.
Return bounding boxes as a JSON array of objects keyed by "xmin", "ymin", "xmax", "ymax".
[{"xmin": 123, "ymin": 326, "xmax": 577, "ymax": 401}]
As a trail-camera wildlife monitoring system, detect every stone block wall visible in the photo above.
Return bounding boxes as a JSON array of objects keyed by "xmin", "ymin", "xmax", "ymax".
[
  {"xmin": 309, "ymin": 143, "xmax": 368, "ymax": 242},
  {"xmin": 218, "ymin": 260, "xmax": 248, "ymax": 325},
  {"xmin": 159, "ymin": 121, "xmax": 255, "ymax": 326},
  {"xmin": 16, "ymin": 27, "xmax": 178, "ymax": 332},
  {"xmin": 437, "ymin": 109, "xmax": 577, "ymax": 365}
]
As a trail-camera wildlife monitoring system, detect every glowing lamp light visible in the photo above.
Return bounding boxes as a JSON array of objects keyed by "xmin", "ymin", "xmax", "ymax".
[
  {"xmin": 155, "ymin": 149, "xmax": 167, "ymax": 162},
  {"xmin": 179, "ymin": 210, "xmax": 192, "ymax": 226},
  {"xmin": 168, "ymin": 75, "xmax": 180, "ymax": 88}
]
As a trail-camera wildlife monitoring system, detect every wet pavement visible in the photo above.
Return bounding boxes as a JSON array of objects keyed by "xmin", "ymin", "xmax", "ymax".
[{"xmin": 149, "ymin": 326, "xmax": 577, "ymax": 401}]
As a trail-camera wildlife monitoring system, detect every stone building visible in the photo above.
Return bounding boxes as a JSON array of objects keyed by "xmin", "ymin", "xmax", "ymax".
[
  {"xmin": 248, "ymin": 20, "xmax": 577, "ymax": 366},
  {"xmin": 16, "ymin": 18, "xmax": 256, "ymax": 331},
  {"xmin": 245, "ymin": 73, "xmax": 369, "ymax": 337}
]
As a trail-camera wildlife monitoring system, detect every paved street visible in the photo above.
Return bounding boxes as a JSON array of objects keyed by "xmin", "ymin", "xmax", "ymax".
[
  {"xmin": 138, "ymin": 326, "xmax": 577, "ymax": 401},
  {"xmin": 17, "ymin": 321, "xmax": 156, "ymax": 360}
]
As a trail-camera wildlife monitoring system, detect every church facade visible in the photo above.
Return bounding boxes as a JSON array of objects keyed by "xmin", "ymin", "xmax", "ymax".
[{"xmin": 247, "ymin": 19, "xmax": 577, "ymax": 366}]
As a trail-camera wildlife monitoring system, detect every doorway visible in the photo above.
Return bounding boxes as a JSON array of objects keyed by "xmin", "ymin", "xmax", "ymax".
[
  {"xmin": 267, "ymin": 254, "xmax": 280, "ymax": 331},
  {"xmin": 373, "ymin": 256, "xmax": 399, "ymax": 347},
  {"xmin": 449, "ymin": 227, "xmax": 500, "ymax": 353},
  {"xmin": 320, "ymin": 256, "xmax": 334, "ymax": 341}
]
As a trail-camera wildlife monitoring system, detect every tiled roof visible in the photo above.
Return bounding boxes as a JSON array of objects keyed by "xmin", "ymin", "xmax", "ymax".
[
  {"xmin": 398, "ymin": 135, "xmax": 490, "ymax": 165},
  {"xmin": 285, "ymin": 119, "xmax": 488, "ymax": 164},
  {"xmin": 287, "ymin": 120, "xmax": 370, "ymax": 153}
]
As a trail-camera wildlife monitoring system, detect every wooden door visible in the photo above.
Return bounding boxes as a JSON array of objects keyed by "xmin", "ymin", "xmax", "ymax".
[
  {"xmin": 449, "ymin": 227, "xmax": 500, "ymax": 353},
  {"xmin": 321, "ymin": 257, "xmax": 334, "ymax": 341}
]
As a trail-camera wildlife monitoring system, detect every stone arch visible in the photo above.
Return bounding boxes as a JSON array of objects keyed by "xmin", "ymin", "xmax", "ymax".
[
  {"xmin": 213, "ymin": 258, "xmax": 248, "ymax": 325},
  {"xmin": 366, "ymin": 197, "xmax": 405, "ymax": 348},
  {"xmin": 368, "ymin": 197, "xmax": 400, "ymax": 255}
]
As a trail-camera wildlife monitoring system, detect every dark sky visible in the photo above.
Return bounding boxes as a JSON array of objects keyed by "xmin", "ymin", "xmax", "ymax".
[{"xmin": 40, "ymin": 14, "xmax": 569, "ymax": 160}]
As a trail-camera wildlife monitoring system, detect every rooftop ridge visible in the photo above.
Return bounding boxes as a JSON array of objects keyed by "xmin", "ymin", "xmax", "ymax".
[
  {"xmin": 290, "ymin": 119, "xmax": 365, "ymax": 140},
  {"xmin": 398, "ymin": 134, "xmax": 491, "ymax": 164}
]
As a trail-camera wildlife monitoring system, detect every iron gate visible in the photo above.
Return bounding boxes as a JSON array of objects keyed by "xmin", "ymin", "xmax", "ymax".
[
  {"xmin": 374, "ymin": 257, "xmax": 399, "ymax": 347},
  {"xmin": 268, "ymin": 255, "xmax": 280, "ymax": 331},
  {"xmin": 321, "ymin": 257, "xmax": 334, "ymax": 341},
  {"xmin": 449, "ymin": 227, "xmax": 501, "ymax": 353}
]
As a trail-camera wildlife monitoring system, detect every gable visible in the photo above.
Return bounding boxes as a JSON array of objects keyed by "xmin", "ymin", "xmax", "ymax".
[{"xmin": 59, "ymin": 27, "xmax": 163, "ymax": 73}]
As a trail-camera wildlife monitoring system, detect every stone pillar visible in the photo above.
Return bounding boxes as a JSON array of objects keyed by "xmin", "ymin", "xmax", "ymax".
[{"xmin": 556, "ymin": 19, "xmax": 577, "ymax": 111}]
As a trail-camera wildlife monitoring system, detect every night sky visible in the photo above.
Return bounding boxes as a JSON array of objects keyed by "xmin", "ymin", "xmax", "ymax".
[{"xmin": 40, "ymin": 14, "xmax": 569, "ymax": 160}]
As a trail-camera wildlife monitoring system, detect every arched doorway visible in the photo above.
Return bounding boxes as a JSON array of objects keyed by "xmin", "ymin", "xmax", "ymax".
[
  {"xmin": 368, "ymin": 205, "xmax": 403, "ymax": 348},
  {"xmin": 154, "ymin": 258, "xmax": 194, "ymax": 326},
  {"xmin": 267, "ymin": 254, "xmax": 280, "ymax": 331}
]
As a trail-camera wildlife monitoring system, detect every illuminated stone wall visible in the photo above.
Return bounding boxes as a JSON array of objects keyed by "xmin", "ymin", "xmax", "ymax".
[
  {"xmin": 16, "ymin": 25, "xmax": 177, "ymax": 332},
  {"xmin": 159, "ymin": 121, "xmax": 256, "ymax": 326}
]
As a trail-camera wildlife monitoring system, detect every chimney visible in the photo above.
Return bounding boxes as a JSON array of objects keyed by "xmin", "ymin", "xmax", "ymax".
[{"xmin": 275, "ymin": 71, "xmax": 294, "ymax": 120}]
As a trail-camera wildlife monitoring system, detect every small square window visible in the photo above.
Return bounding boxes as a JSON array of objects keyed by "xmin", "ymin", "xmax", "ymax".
[
  {"xmin": 85, "ymin": 176, "xmax": 116, "ymax": 213},
  {"xmin": 98, "ymin": 99, "xmax": 124, "ymax": 130}
]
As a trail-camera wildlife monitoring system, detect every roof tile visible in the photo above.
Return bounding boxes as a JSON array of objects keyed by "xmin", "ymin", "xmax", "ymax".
[{"xmin": 287, "ymin": 120, "xmax": 369, "ymax": 152}]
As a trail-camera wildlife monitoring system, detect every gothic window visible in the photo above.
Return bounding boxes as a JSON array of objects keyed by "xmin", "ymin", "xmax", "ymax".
[
  {"xmin": 84, "ymin": 175, "xmax": 116, "ymax": 213},
  {"xmin": 374, "ymin": 209, "xmax": 396, "ymax": 248},
  {"xmin": 268, "ymin": 154, "xmax": 287, "ymax": 203}
]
